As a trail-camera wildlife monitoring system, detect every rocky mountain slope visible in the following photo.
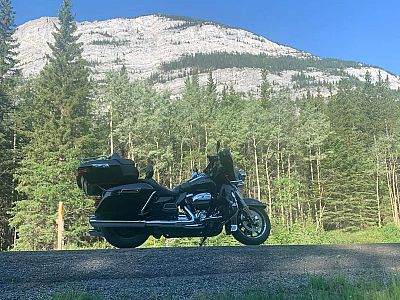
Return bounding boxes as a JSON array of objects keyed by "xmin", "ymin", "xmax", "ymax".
[{"xmin": 13, "ymin": 14, "xmax": 400, "ymax": 97}]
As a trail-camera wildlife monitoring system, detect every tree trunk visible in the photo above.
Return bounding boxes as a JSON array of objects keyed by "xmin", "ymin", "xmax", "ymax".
[
  {"xmin": 385, "ymin": 157, "xmax": 397, "ymax": 223},
  {"xmin": 155, "ymin": 140, "xmax": 160, "ymax": 183},
  {"xmin": 374, "ymin": 136, "xmax": 382, "ymax": 227},
  {"xmin": 204, "ymin": 124, "xmax": 208, "ymax": 162},
  {"xmin": 189, "ymin": 145, "xmax": 193, "ymax": 172},
  {"xmin": 309, "ymin": 144, "xmax": 317, "ymax": 227},
  {"xmin": 277, "ymin": 135, "xmax": 283, "ymax": 224},
  {"xmin": 391, "ymin": 161, "xmax": 400, "ymax": 225},
  {"xmin": 169, "ymin": 166, "xmax": 173, "ymax": 189},
  {"xmin": 394, "ymin": 162, "xmax": 400, "ymax": 225},
  {"xmin": 316, "ymin": 147, "xmax": 324, "ymax": 228},
  {"xmin": 253, "ymin": 137, "xmax": 261, "ymax": 201},
  {"xmin": 264, "ymin": 147, "xmax": 273, "ymax": 217},
  {"xmin": 179, "ymin": 140, "xmax": 184, "ymax": 183},
  {"xmin": 128, "ymin": 131, "xmax": 133, "ymax": 160},
  {"xmin": 197, "ymin": 140, "xmax": 201, "ymax": 171},
  {"xmin": 109, "ymin": 102, "xmax": 114, "ymax": 154},
  {"xmin": 287, "ymin": 154, "xmax": 292, "ymax": 225}
]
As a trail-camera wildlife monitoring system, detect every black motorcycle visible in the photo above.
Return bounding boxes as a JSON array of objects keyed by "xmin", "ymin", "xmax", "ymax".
[{"xmin": 76, "ymin": 145, "xmax": 271, "ymax": 248}]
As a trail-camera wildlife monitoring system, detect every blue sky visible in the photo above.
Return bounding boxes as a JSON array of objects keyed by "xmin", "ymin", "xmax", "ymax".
[{"xmin": 12, "ymin": 0, "xmax": 400, "ymax": 75}]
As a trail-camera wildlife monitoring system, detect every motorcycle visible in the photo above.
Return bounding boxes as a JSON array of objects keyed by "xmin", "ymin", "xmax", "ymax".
[{"xmin": 76, "ymin": 144, "xmax": 271, "ymax": 248}]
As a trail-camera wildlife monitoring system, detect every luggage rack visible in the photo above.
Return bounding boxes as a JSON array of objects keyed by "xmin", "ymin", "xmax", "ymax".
[
  {"xmin": 80, "ymin": 153, "xmax": 124, "ymax": 163},
  {"xmin": 80, "ymin": 155, "xmax": 109, "ymax": 163}
]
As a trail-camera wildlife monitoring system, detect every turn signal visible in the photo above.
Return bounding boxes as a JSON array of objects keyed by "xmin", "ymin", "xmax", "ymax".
[{"xmin": 94, "ymin": 197, "xmax": 101, "ymax": 208}]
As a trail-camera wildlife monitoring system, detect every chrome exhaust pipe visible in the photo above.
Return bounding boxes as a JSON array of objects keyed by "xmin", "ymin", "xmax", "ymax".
[{"xmin": 90, "ymin": 207, "xmax": 202, "ymax": 229}]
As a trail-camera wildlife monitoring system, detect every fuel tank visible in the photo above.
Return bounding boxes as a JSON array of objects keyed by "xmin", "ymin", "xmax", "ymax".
[{"xmin": 174, "ymin": 175, "xmax": 217, "ymax": 195}]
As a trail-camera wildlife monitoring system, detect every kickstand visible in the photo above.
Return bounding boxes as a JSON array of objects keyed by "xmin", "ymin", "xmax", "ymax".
[{"xmin": 199, "ymin": 237, "xmax": 207, "ymax": 247}]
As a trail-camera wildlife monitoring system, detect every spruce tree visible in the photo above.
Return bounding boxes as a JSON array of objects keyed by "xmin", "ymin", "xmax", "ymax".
[
  {"xmin": 0, "ymin": 0, "xmax": 17, "ymax": 250},
  {"xmin": 11, "ymin": 0, "xmax": 98, "ymax": 250},
  {"xmin": 324, "ymin": 82, "xmax": 376, "ymax": 230},
  {"xmin": 0, "ymin": 0, "xmax": 17, "ymax": 81}
]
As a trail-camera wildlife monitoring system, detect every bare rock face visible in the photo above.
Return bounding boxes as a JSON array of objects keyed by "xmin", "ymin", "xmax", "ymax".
[{"xmin": 13, "ymin": 14, "xmax": 400, "ymax": 96}]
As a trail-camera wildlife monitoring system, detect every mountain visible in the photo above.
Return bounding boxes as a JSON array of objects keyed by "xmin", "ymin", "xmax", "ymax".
[{"xmin": 13, "ymin": 14, "xmax": 400, "ymax": 97}]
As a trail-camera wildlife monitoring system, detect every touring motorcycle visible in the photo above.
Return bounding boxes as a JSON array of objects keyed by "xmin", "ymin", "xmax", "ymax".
[{"xmin": 76, "ymin": 144, "xmax": 271, "ymax": 248}]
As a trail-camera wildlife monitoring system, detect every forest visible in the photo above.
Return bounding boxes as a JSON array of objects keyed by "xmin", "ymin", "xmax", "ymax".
[{"xmin": 1, "ymin": 0, "xmax": 400, "ymax": 250}]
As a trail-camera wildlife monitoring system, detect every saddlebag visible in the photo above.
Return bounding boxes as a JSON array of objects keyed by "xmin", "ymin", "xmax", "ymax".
[{"xmin": 76, "ymin": 153, "xmax": 139, "ymax": 196}]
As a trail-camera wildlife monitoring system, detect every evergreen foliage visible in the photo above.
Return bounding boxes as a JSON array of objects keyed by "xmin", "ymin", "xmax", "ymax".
[
  {"xmin": 2, "ymin": 1, "xmax": 400, "ymax": 250},
  {"xmin": 0, "ymin": 0, "xmax": 18, "ymax": 80},
  {"xmin": 161, "ymin": 52, "xmax": 364, "ymax": 75},
  {"xmin": 93, "ymin": 68, "xmax": 400, "ymax": 233},
  {"xmin": 90, "ymin": 39, "xmax": 129, "ymax": 46},
  {"xmin": 0, "ymin": 0, "xmax": 18, "ymax": 250},
  {"xmin": 11, "ymin": 0, "xmax": 100, "ymax": 250}
]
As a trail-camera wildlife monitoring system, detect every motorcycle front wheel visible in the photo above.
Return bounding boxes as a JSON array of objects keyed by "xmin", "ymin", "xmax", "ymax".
[
  {"xmin": 232, "ymin": 206, "xmax": 271, "ymax": 245},
  {"xmin": 102, "ymin": 227, "xmax": 149, "ymax": 248}
]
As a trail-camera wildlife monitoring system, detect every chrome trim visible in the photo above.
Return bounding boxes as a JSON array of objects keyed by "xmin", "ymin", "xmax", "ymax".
[
  {"xmin": 203, "ymin": 216, "xmax": 223, "ymax": 220},
  {"xmin": 119, "ymin": 188, "xmax": 141, "ymax": 194},
  {"xmin": 183, "ymin": 206, "xmax": 196, "ymax": 221},
  {"xmin": 140, "ymin": 191, "xmax": 156, "ymax": 215},
  {"xmin": 90, "ymin": 206, "xmax": 201, "ymax": 229},
  {"xmin": 192, "ymin": 193, "xmax": 212, "ymax": 202}
]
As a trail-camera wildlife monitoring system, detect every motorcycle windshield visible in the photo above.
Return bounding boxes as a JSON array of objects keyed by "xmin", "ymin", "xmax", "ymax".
[{"xmin": 218, "ymin": 149, "xmax": 236, "ymax": 181}]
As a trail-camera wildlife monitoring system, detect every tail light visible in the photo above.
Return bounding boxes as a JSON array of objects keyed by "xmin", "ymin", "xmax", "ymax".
[{"xmin": 77, "ymin": 167, "xmax": 90, "ymax": 175}]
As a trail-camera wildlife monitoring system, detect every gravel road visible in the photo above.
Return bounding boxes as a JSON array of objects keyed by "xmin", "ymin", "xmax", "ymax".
[{"xmin": 1, "ymin": 244, "xmax": 400, "ymax": 299}]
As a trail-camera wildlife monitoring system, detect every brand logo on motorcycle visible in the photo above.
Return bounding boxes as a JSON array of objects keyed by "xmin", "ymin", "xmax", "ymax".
[{"xmin": 92, "ymin": 164, "xmax": 110, "ymax": 168}]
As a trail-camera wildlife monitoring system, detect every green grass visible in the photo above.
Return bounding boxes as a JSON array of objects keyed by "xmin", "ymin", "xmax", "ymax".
[
  {"xmin": 194, "ymin": 276, "xmax": 400, "ymax": 300},
  {"xmin": 49, "ymin": 276, "xmax": 400, "ymax": 300},
  {"xmin": 268, "ymin": 222, "xmax": 400, "ymax": 245},
  {"xmin": 303, "ymin": 276, "xmax": 400, "ymax": 300},
  {"xmin": 55, "ymin": 222, "xmax": 400, "ymax": 250},
  {"xmin": 138, "ymin": 222, "xmax": 400, "ymax": 248},
  {"xmin": 49, "ymin": 290, "xmax": 105, "ymax": 300}
]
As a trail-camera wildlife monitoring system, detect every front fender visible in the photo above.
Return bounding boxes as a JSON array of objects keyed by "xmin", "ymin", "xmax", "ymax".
[
  {"xmin": 243, "ymin": 198, "xmax": 267, "ymax": 208},
  {"xmin": 225, "ymin": 197, "xmax": 266, "ymax": 235}
]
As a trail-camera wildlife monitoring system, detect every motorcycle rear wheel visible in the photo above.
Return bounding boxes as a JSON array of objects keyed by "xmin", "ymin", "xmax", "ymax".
[
  {"xmin": 102, "ymin": 227, "xmax": 149, "ymax": 248},
  {"xmin": 232, "ymin": 206, "xmax": 271, "ymax": 245}
]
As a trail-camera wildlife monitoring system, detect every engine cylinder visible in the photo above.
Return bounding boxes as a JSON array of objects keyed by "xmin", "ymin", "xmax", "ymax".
[{"xmin": 191, "ymin": 193, "xmax": 211, "ymax": 210}]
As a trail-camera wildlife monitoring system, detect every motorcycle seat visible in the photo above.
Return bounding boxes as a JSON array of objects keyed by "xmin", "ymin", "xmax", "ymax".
[{"xmin": 138, "ymin": 179, "xmax": 178, "ymax": 197}]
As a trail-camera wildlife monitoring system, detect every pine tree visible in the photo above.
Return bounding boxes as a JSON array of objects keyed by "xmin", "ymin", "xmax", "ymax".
[
  {"xmin": 11, "ymin": 0, "xmax": 98, "ymax": 250},
  {"xmin": 0, "ymin": 0, "xmax": 18, "ymax": 81},
  {"xmin": 0, "ymin": 0, "xmax": 18, "ymax": 250},
  {"xmin": 324, "ymin": 82, "xmax": 376, "ymax": 230}
]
